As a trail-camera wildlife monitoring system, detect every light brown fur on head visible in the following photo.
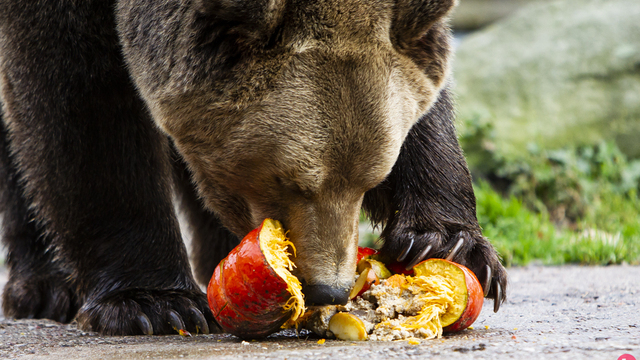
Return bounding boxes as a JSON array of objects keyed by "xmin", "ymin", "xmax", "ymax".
[{"xmin": 118, "ymin": 0, "xmax": 456, "ymax": 291}]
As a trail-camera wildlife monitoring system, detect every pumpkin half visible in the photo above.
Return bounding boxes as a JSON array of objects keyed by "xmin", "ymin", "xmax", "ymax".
[{"xmin": 206, "ymin": 219, "xmax": 304, "ymax": 338}]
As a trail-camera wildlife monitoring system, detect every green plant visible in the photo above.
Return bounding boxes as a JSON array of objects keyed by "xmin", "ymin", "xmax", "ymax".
[
  {"xmin": 355, "ymin": 117, "xmax": 640, "ymax": 265},
  {"xmin": 459, "ymin": 115, "xmax": 640, "ymax": 265},
  {"xmin": 474, "ymin": 180, "xmax": 569, "ymax": 266}
]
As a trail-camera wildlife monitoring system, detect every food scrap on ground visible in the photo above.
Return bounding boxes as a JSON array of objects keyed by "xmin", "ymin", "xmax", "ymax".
[
  {"xmin": 296, "ymin": 257, "xmax": 483, "ymax": 341},
  {"xmin": 207, "ymin": 220, "xmax": 483, "ymax": 341}
]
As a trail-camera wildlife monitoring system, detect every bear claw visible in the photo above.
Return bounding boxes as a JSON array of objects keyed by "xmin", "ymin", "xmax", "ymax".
[
  {"xmin": 77, "ymin": 288, "xmax": 217, "ymax": 336},
  {"xmin": 405, "ymin": 244, "xmax": 432, "ymax": 270},
  {"xmin": 136, "ymin": 312, "xmax": 153, "ymax": 335},
  {"xmin": 445, "ymin": 237, "xmax": 464, "ymax": 261},
  {"xmin": 482, "ymin": 264, "xmax": 492, "ymax": 297},
  {"xmin": 167, "ymin": 309, "xmax": 186, "ymax": 333},
  {"xmin": 396, "ymin": 236, "xmax": 414, "ymax": 262},
  {"xmin": 188, "ymin": 306, "xmax": 210, "ymax": 335},
  {"xmin": 493, "ymin": 281, "xmax": 502, "ymax": 313}
]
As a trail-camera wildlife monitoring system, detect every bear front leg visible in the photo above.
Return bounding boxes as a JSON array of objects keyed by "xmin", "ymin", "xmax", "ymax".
[
  {"xmin": 0, "ymin": 115, "xmax": 79, "ymax": 323},
  {"xmin": 363, "ymin": 87, "xmax": 507, "ymax": 311},
  {"xmin": 0, "ymin": 0, "xmax": 216, "ymax": 335}
]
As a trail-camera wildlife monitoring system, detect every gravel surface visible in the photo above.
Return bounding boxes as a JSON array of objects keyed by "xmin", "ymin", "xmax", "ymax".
[{"xmin": 1, "ymin": 265, "xmax": 638, "ymax": 359}]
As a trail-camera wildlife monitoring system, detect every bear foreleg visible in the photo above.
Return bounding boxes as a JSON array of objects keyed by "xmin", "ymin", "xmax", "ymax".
[{"xmin": 363, "ymin": 86, "xmax": 507, "ymax": 311}]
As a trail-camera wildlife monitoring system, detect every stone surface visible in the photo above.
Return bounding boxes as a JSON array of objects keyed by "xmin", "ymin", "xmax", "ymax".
[
  {"xmin": 1, "ymin": 265, "xmax": 639, "ymax": 359},
  {"xmin": 453, "ymin": 0, "xmax": 640, "ymax": 167}
]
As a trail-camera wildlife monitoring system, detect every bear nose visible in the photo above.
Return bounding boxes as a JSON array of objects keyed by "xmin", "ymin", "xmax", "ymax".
[{"xmin": 302, "ymin": 284, "xmax": 350, "ymax": 305}]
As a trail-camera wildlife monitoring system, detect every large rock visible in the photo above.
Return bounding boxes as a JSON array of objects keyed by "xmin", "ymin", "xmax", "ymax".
[{"xmin": 453, "ymin": 0, "xmax": 640, "ymax": 168}]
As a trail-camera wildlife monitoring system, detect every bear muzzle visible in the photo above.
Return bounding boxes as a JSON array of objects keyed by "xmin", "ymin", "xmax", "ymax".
[{"xmin": 301, "ymin": 284, "xmax": 351, "ymax": 306}]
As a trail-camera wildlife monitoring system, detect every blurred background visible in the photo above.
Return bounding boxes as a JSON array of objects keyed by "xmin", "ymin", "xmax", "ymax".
[{"xmin": 360, "ymin": 0, "xmax": 640, "ymax": 267}]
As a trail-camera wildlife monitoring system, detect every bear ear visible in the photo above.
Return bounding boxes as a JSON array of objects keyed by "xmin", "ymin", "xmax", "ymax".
[
  {"xmin": 391, "ymin": 0, "xmax": 457, "ymax": 46},
  {"xmin": 195, "ymin": 0, "xmax": 286, "ymax": 40}
]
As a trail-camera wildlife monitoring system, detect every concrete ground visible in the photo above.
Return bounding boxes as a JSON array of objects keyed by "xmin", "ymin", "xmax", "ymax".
[{"xmin": 1, "ymin": 264, "xmax": 638, "ymax": 359}]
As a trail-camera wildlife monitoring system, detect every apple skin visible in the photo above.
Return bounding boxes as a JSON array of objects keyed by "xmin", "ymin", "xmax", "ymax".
[
  {"xmin": 356, "ymin": 247, "xmax": 379, "ymax": 263},
  {"xmin": 349, "ymin": 267, "xmax": 379, "ymax": 299},
  {"xmin": 207, "ymin": 221, "xmax": 292, "ymax": 339},
  {"xmin": 386, "ymin": 261, "xmax": 415, "ymax": 276}
]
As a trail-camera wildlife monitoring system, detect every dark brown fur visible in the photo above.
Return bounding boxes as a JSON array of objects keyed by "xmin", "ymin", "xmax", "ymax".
[
  {"xmin": 0, "ymin": 1, "xmax": 213, "ymax": 335},
  {"xmin": 0, "ymin": 0, "xmax": 506, "ymax": 335}
]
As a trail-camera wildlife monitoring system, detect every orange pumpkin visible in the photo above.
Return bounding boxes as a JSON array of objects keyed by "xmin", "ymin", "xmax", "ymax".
[
  {"xmin": 413, "ymin": 259, "xmax": 484, "ymax": 332},
  {"xmin": 206, "ymin": 219, "xmax": 304, "ymax": 338}
]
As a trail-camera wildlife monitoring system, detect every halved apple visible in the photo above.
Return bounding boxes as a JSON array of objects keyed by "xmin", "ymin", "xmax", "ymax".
[
  {"xmin": 328, "ymin": 312, "xmax": 368, "ymax": 341},
  {"xmin": 356, "ymin": 259, "xmax": 392, "ymax": 280},
  {"xmin": 349, "ymin": 267, "xmax": 379, "ymax": 299}
]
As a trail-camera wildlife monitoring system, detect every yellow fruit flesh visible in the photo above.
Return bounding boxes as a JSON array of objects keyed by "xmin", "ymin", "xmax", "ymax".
[
  {"xmin": 356, "ymin": 259, "xmax": 392, "ymax": 279},
  {"xmin": 257, "ymin": 224, "xmax": 469, "ymax": 339},
  {"xmin": 349, "ymin": 268, "xmax": 371, "ymax": 299},
  {"xmin": 375, "ymin": 261, "xmax": 467, "ymax": 339},
  {"xmin": 413, "ymin": 261, "xmax": 468, "ymax": 327},
  {"xmin": 259, "ymin": 219, "xmax": 305, "ymax": 327},
  {"xmin": 328, "ymin": 312, "xmax": 368, "ymax": 341}
]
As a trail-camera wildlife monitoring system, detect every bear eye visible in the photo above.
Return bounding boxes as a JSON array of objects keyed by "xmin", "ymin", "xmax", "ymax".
[{"xmin": 275, "ymin": 176, "xmax": 313, "ymax": 199}]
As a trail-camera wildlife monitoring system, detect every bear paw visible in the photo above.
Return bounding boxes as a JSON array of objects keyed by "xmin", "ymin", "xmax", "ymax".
[
  {"xmin": 2, "ymin": 271, "xmax": 78, "ymax": 323},
  {"xmin": 381, "ymin": 229, "xmax": 507, "ymax": 312},
  {"xmin": 76, "ymin": 288, "xmax": 219, "ymax": 336}
]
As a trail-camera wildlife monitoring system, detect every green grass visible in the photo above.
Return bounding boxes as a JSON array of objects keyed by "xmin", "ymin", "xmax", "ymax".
[
  {"xmin": 474, "ymin": 180, "xmax": 569, "ymax": 266},
  {"xmin": 456, "ymin": 115, "xmax": 640, "ymax": 266},
  {"xmin": 475, "ymin": 181, "xmax": 640, "ymax": 266},
  {"xmin": 359, "ymin": 179, "xmax": 640, "ymax": 267}
]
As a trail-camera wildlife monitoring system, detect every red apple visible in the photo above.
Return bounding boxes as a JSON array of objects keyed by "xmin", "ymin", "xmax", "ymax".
[
  {"xmin": 349, "ymin": 267, "xmax": 379, "ymax": 299},
  {"xmin": 356, "ymin": 246, "xmax": 379, "ymax": 263},
  {"xmin": 386, "ymin": 261, "xmax": 415, "ymax": 276}
]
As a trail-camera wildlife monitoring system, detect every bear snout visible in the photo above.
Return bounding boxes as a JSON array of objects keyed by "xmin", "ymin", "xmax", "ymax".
[{"xmin": 301, "ymin": 284, "xmax": 351, "ymax": 306}]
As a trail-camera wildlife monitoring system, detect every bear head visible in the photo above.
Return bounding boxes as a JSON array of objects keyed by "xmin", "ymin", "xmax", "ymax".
[{"xmin": 117, "ymin": 0, "xmax": 457, "ymax": 304}]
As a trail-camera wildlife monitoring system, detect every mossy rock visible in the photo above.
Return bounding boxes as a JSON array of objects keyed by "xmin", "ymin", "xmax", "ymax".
[{"xmin": 454, "ymin": 0, "xmax": 640, "ymax": 168}]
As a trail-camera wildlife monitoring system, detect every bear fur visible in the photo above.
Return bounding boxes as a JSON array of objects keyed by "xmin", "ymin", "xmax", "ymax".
[{"xmin": 0, "ymin": 0, "xmax": 507, "ymax": 335}]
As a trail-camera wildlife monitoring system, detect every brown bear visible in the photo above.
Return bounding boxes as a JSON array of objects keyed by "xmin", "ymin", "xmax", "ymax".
[{"xmin": 0, "ymin": 0, "xmax": 506, "ymax": 335}]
